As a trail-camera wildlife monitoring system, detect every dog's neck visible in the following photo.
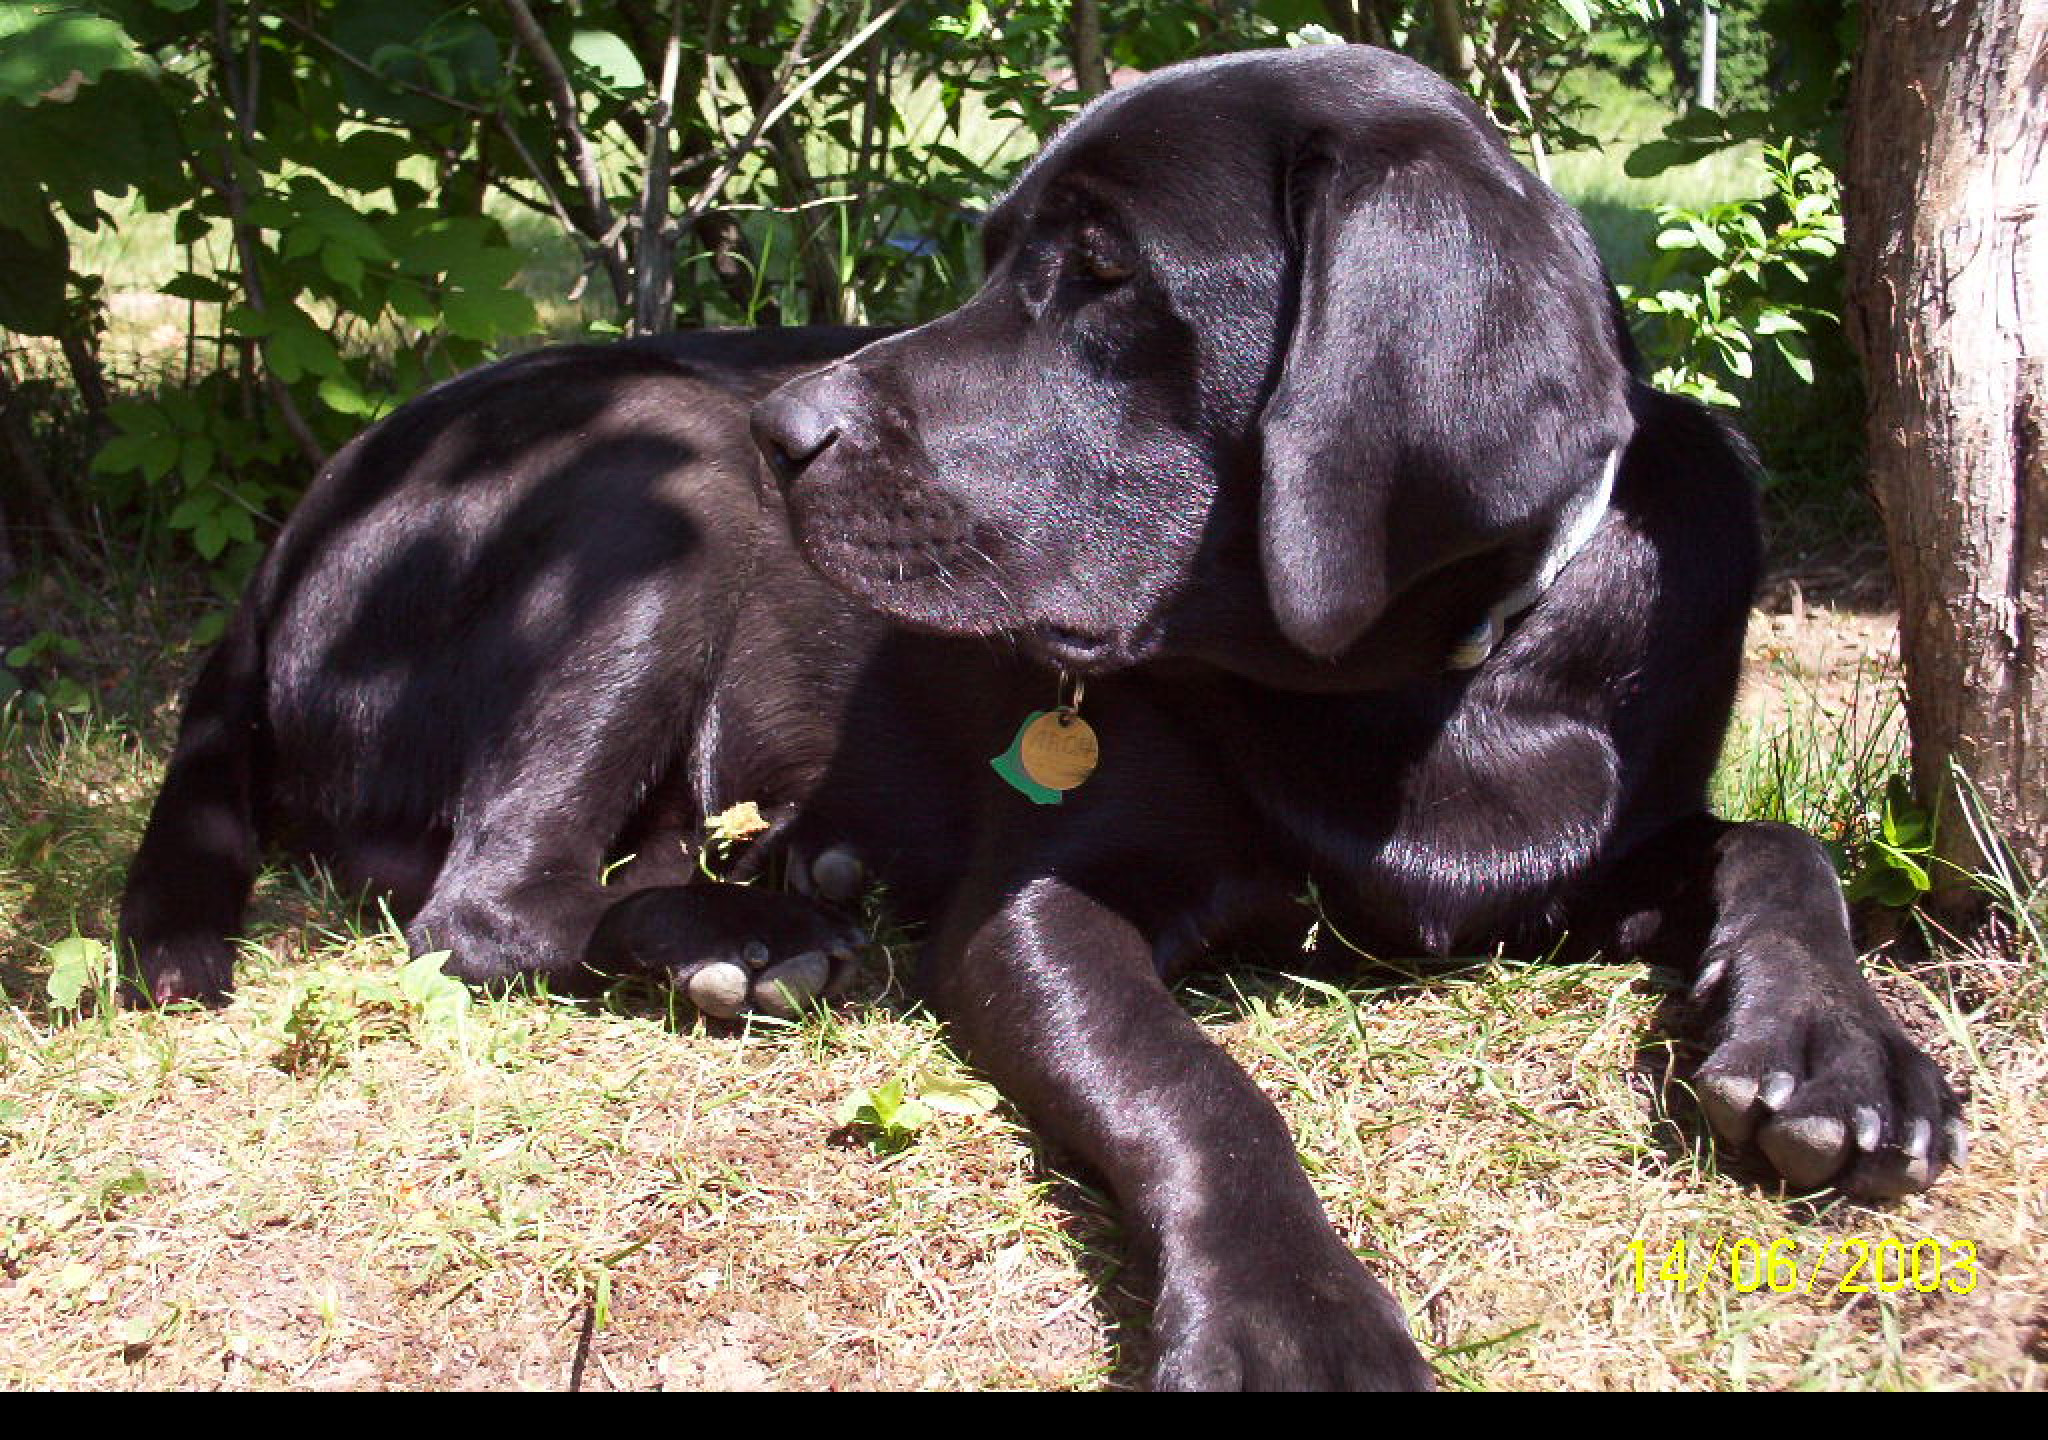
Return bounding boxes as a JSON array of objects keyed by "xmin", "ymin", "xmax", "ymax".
[{"xmin": 1445, "ymin": 448, "xmax": 1619, "ymax": 670}]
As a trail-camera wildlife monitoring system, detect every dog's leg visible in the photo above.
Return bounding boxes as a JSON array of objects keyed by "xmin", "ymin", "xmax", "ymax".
[
  {"xmin": 120, "ymin": 601, "xmax": 266, "ymax": 1006},
  {"xmin": 1594, "ymin": 816, "xmax": 1963, "ymax": 1198},
  {"xmin": 403, "ymin": 677, "xmax": 864, "ymax": 1009},
  {"xmin": 926, "ymin": 875, "xmax": 1434, "ymax": 1392},
  {"xmin": 398, "ymin": 647, "xmax": 688, "ymax": 988}
]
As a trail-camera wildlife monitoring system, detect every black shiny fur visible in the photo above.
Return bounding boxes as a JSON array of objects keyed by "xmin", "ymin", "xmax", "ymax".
[{"xmin": 123, "ymin": 46, "xmax": 1959, "ymax": 1390}]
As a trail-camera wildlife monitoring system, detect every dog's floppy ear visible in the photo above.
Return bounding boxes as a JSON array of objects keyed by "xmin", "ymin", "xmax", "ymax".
[{"xmin": 1258, "ymin": 131, "xmax": 1632, "ymax": 659}]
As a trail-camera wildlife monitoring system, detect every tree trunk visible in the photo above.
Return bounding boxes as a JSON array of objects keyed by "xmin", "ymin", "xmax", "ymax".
[
  {"xmin": 1070, "ymin": 0, "xmax": 1109, "ymax": 98},
  {"xmin": 1430, "ymin": 0, "xmax": 1475, "ymax": 84},
  {"xmin": 1652, "ymin": 1, "xmax": 1699, "ymax": 103},
  {"xmin": 1696, "ymin": 0, "xmax": 1718, "ymax": 109},
  {"xmin": 1845, "ymin": 1, "xmax": 2048, "ymax": 901},
  {"xmin": 632, "ymin": 1, "xmax": 685, "ymax": 335}
]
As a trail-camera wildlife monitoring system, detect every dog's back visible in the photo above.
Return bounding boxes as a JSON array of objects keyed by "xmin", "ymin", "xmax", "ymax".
[{"xmin": 119, "ymin": 329, "xmax": 877, "ymax": 1003}]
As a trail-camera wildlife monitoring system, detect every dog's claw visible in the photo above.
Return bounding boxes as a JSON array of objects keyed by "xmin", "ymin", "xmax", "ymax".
[
  {"xmin": 1759, "ymin": 1069, "xmax": 1797, "ymax": 1111},
  {"xmin": 1691, "ymin": 955, "xmax": 1728, "ymax": 999}
]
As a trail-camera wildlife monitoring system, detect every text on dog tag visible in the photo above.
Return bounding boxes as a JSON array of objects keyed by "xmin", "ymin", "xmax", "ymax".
[{"xmin": 991, "ymin": 708, "xmax": 1099, "ymax": 804}]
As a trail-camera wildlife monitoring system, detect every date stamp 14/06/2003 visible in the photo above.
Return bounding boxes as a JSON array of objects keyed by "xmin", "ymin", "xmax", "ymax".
[{"xmin": 1624, "ymin": 1237, "xmax": 1979, "ymax": 1297}]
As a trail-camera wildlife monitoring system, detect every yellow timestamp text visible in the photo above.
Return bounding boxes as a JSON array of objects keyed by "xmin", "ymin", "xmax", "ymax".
[{"xmin": 1623, "ymin": 1236, "xmax": 1978, "ymax": 1296}]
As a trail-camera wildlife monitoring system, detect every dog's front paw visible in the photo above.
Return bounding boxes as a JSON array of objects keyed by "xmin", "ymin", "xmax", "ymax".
[
  {"xmin": 1150, "ymin": 1253, "xmax": 1434, "ymax": 1392},
  {"xmin": 122, "ymin": 934, "xmax": 237, "ymax": 1008},
  {"xmin": 586, "ymin": 883, "xmax": 863, "ymax": 1019},
  {"xmin": 1691, "ymin": 953, "xmax": 1964, "ymax": 1200}
]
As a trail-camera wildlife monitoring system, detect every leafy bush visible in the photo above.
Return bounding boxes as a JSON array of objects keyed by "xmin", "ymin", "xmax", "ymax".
[
  {"xmin": 0, "ymin": 2, "xmax": 1863, "ymax": 611},
  {"xmin": 1621, "ymin": 140, "xmax": 1843, "ymax": 410}
]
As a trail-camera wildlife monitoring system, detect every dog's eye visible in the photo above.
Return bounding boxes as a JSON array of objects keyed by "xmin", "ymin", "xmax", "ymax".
[{"xmin": 1076, "ymin": 239, "xmax": 1133, "ymax": 286}]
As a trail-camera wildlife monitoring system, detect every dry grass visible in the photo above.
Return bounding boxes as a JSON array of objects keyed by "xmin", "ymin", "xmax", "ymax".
[{"xmin": 2, "ymin": 593, "xmax": 2044, "ymax": 1391}]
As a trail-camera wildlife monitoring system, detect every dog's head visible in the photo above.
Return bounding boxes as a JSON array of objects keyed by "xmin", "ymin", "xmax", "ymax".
[{"xmin": 752, "ymin": 45, "xmax": 1633, "ymax": 690}]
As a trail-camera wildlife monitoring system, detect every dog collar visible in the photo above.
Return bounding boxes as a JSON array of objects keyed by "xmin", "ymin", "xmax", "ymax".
[{"xmin": 1445, "ymin": 448, "xmax": 1618, "ymax": 670}]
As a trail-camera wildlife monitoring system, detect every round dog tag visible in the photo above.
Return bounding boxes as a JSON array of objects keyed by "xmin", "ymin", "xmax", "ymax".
[{"xmin": 1018, "ymin": 708, "xmax": 1099, "ymax": 791}]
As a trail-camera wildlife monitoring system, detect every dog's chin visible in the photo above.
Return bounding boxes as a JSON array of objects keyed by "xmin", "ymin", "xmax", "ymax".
[
  {"xmin": 790, "ymin": 525, "xmax": 1151, "ymax": 672},
  {"xmin": 1020, "ymin": 621, "xmax": 1139, "ymax": 674}
]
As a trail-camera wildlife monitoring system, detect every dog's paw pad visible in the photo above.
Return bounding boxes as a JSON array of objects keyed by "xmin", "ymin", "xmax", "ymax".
[
  {"xmin": 587, "ymin": 883, "xmax": 865, "ymax": 1019},
  {"xmin": 752, "ymin": 949, "xmax": 834, "ymax": 1018},
  {"xmin": 671, "ymin": 937, "xmax": 858, "ymax": 1022},
  {"xmin": 808, "ymin": 846, "xmax": 865, "ymax": 902},
  {"xmin": 1692, "ymin": 995, "xmax": 1962, "ymax": 1198},
  {"xmin": 1757, "ymin": 1113, "xmax": 1848, "ymax": 1190},
  {"xmin": 682, "ymin": 960, "xmax": 753, "ymax": 1019},
  {"xmin": 1696, "ymin": 1071, "xmax": 1761, "ymax": 1145}
]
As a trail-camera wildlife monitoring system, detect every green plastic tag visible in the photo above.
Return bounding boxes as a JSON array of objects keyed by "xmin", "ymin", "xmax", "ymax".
[{"xmin": 991, "ymin": 711, "xmax": 1066, "ymax": 805}]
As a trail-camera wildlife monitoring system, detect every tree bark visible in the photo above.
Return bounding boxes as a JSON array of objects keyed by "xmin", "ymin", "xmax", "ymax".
[
  {"xmin": 633, "ymin": 1, "xmax": 685, "ymax": 335},
  {"xmin": 500, "ymin": 0, "xmax": 632, "ymax": 314},
  {"xmin": 1696, "ymin": 0, "xmax": 1719, "ymax": 109},
  {"xmin": 1070, "ymin": 0, "xmax": 1109, "ymax": 98},
  {"xmin": 1430, "ymin": 0, "xmax": 1475, "ymax": 84},
  {"xmin": 1651, "ymin": 1, "xmax": 1699, "ymax": 103},
  {"xmin": 1845, "ymin": 1, "xmax": 2048, "ymax": 899}
]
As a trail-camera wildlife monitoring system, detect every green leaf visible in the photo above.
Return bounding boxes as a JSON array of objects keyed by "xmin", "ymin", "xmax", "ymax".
[
  {"xmin": 386, "ymin": 278, "xmax": 435, "ymax": 324},
  {"xmin": 161, "ymin": 272, "xmax": 233, "ymax": 303},
  {"xmin": 320, "ymin": 240, "xmax": 364, "ymax": 291},
  {"xmin": 192, "ymin": 512, "xmax": 227, "ymax": 560},
  {"xmin": 139, "ymin": 432, "xmax": 178, "ymax": 482},
  {"xmin": 318, "ymin": 370, "xmax": 385, "ymax": 418},
  {"xmin": 919, "ymin": 1074, "xmax": 999, "ymax": 1116},
  {"xmin": 0, "ymin": 69, "xmax": 187, "ymax": 215},
  {"xmin": 264, "ymin": 307, "xmax": 342, "ymax": 381},
  {"xmin": 0, "ymin": 164, "xmax": 54, "ymax": 247},
  {"xmin": 190, "ymin": 609, "xmax": 228, "ymax": 649},
  {"xmin": 176, "ymin": 434, "xmax": 215, "ymax": 485},
  {"xmin": 0, "ymin": 8, "xmax": 139, "ymax": 106},
  {"xmin": 91, "ymin": 432, "xmax": 151, "ymax": 476},
  {"xmin": 397, "ymin": 950, "xmax": 469, "ymax": 1034},
  {"xmin": 45, "ymin": 936, "xmax": 111, "ymax": 1011},
  {"xmin": 332, "ymin": 3, "xmax": 501, "ymax": 128},
  {"xmin": 569, "ymin": 30, "xmax": 644, "ymax": 91},
  {"xmin": 1776, "ymin": 343, "xmax": 1814, "ymax": 384},
  {"xmin": 167, "ymin": 492, "xmax": 213, "ymax": 530},
  {"xmin": 441, "ymin": 286, "xmax": 535, "ymax": 342}
]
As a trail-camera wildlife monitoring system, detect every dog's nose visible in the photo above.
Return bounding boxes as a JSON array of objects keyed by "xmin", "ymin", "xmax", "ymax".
[{"xmin": 751, "ymin": 387, "xmax": 841, "ymax": 490}]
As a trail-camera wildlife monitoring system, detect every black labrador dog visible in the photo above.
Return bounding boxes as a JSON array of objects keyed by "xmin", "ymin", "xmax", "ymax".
[{"xmin": 121, "ymin": 46, "xmax": 1961, "ymax": 1388}]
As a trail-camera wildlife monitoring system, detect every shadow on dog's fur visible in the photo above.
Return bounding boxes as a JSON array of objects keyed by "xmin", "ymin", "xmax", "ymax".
[{"xmin": 122, "ymin": 46, "xmax": 1960, "ymax": 1389}]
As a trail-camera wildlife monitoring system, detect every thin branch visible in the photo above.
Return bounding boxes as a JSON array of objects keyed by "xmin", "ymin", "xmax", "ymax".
[
  {"xmin": 499, "ymin": 0, "xmax": 631, "ymax": 310},
  {"xmin": 634, "ymin": 1, "xmax": 687, "ymax": 334},
  {"xmin": 677, "ymin": 2, "xmax": 907, "ymax": 241},
  {"xmin": 210, "ymin": 1, "xmax": 327, "ymax": 472}
]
